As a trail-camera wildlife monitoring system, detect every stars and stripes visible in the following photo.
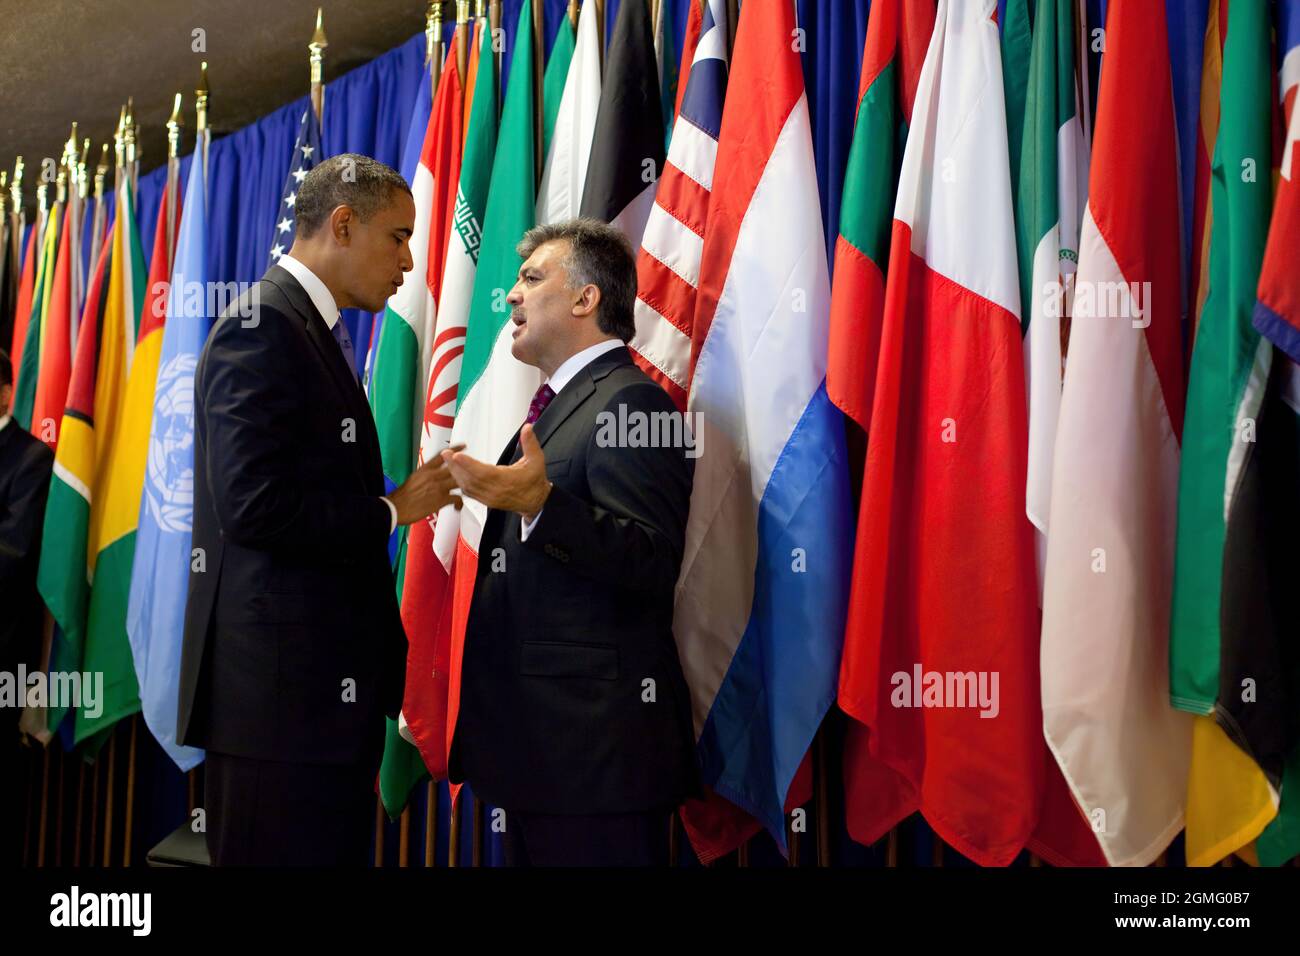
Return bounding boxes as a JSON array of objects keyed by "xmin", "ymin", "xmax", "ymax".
[
  {"xmin": 268, "ymin": 106, "xmax": 321, "ymax": 267},
  {"xmin": 629, "ymin": 0, "xmax": 729, "ymax": 411}
]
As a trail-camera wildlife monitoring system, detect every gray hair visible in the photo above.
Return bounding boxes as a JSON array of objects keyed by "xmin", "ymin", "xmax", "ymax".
[
  {"xmin": 294, "ymin": 153, "xmax": 411, "ymax": 239},
  {"xmin": 517, "ymin": 218, "xmax": 637, "ymax": 342}
]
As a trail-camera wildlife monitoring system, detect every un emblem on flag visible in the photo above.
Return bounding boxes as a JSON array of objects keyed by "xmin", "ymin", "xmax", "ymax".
[{"xmin": 144, "ymin": 353, "xmax": 199, "ymax": 533}]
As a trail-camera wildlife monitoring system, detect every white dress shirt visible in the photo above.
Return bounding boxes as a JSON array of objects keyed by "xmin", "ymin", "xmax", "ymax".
[
  {"xmin": 278, "ymin": 253, "xmax": 398, "ymax": 535},
  {"xmin": 0, "ymin": 413, "xmax": 12, "ymax": 434},
  {"xmin": 519, "ymin": 337, "xmax": 625, "ymax": 540}
]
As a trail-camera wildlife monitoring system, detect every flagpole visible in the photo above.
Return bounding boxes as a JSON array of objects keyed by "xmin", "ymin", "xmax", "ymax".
[
  {"xmin": 89, "ymin": 146, "xmax": 107, "ymax": 273},
  {"xmin": 532, "ymin": 0, "xmax": 544, "ymax": 186},
  {"xmin": 123, "ymin": 715, "xmax": 138, "ymax": 865},
  {"xmin": 196, "ymin": 61, "xmax": 211, "ymax": 181},
  {"xmin": 166, "ymin": 93, "xmax": 183, "ymax": 266},
  {"xmin": 424, "ymin": 780, "xmax": 436, "ymax": 867},
  {"xmin": 428, "ymin": 1, "xmax": 446, "ymax": 102},
  {"xmin": 569, "ymin": 0, "xmax": 578, "ymax": 29},
  {"xmin": 310, "ymin": 9, "xmax": 328, "ymax": 128},
  {"xmin": 490, "ymin": 0, "xmax": 503, "ymax": 118},
  {"xmin": 456, "ymin": 0, "xmax": 470, "ymax": 83},
  {"xmin": 72, "ymin": 135, "xmax": 89, "ymax": 329},
  {"xmin": 595, "ymin": 0, "xmax": 605, "ymax": 74}
]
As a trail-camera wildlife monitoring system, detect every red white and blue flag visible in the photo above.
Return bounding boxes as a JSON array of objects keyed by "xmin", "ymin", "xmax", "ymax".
[
  {"xmin": 630, "ymin": 0, "xmax": 729, "ymax": 412},
  {"xmin": 672, "ymin": 0, "xmax": 851, "ymax": 859}
]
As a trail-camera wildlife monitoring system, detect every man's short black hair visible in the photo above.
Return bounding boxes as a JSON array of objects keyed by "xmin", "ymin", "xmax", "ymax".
[
  {"xmin": 0, "ymin": 348, "xmax": 12, "ymax": 389},
  {"xmin": 293, "ymin": 153, "xmax": 412, "ymax": 239},
  {"xmin": 516, "ymin": 218, "xmax": 638, "ymax": 342}
]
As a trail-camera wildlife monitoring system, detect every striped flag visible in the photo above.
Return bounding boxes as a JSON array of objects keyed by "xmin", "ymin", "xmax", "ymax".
[
  {"xmin": 827, "ymin": 0, "xmax": 934, "ymax": 431},
  {"xmin": 579, "ymin": 0, "xmax": 664, "ymax": 246},
  {"xmin": 375, "ymin": 34, "xmax": 466, "ymax": 817},
  {"xmin": 1015, "ymin": 0, "xmax": 1104, "ymax": 870},
  {"xmin": 1187, "ymin": 0, "xmax": 1226, "ymax": 347},
  {"xmin": 8, "ymin": 221, "xmax": 38, "ymax": 371},
  {"xmin": 29, "ymin": 201, "xmax": 75, "ymax": 448},
  {"xmin": 34, "ymin": 226, "xmax": 113, "ymax": 738},
  {"xmin": 268, "ymin": 105, "xmax": 321, "ymax": 267},
  {"xmin": 1040, "ymin": 0, "xmax": 1192, "ymax": 867},
  {"xmin": 1018, "ymin": 0, "xmax": 1088, "ymax": 588},
  {"xmin": 396, "ymin": 12, "xmax": 498, "ymax": 789},
  {"xmin": 1173, "ymin": 0, "xmax": 1279, "ymax": 867},
  {"xmin": 126, "ymin": 132, "xmax": 209, "ymax": 772},
  {"xmin": 673, "ymin": 0, "xmax": 851, "ymax": 858},
  {"xmin": 76, "ymin": 172, "xmax": 149, "ymax": 746},
  {"xmin": 836, "ymin": 0, "xmax": 1040, "ymax": 866},
  {"xmin": 630, "ymin": 0, "xmax": 729, "ymax": 413},
  {"xmin": 536, "ymin": 0, "xmax": 601, "ymax": 226},
  {"xmin": 539, "ymin": 6, "xmax": 576, "ymax": 163},
  {"xmin": 1230, "ymin": 0, "xmax": 1300, "ymax": 868},
  {"xmin": 12, "ymin": 204, "xmax": 59, "ymax": 430}
]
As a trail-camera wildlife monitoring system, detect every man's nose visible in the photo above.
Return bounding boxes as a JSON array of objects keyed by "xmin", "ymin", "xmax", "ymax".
[
  {"xmin": 506, "ymin": 284, "xmax": 523, "ymax": 305},
  {"xmin": 400, "ymin": 241, "xmax": 414, "ymax": 272}
]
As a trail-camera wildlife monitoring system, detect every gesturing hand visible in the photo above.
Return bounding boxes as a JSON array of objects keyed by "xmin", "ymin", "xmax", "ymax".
[
  {"xmin": 388, "ymin": 452, "xmax": 463, "ymax": 525},
  {"xmin": 440, "ymin": 424, "xmax": 552, "ymax": 521}
]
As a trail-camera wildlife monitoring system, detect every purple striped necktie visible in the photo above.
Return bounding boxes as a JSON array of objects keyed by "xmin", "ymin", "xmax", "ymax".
[{"xmin": 525, "ymin": 383, "xmax": 556, "ymax": 425}]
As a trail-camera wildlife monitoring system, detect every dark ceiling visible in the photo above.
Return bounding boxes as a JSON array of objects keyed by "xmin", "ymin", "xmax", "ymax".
[{"xmin": 0, "ymin": 1, "xmax": 435, "ymax": 214}]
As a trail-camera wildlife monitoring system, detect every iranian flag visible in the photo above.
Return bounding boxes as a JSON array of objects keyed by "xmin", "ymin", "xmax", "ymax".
[
  {"xmin": 449, "ymin": 0, "xmax": 539, "ymax": 563},
  {"xmin": 77, "ymin": 173, "xmax": 150, "ymax": 746},
  {"xmin": 375, "ymin": 30, "xmax": 466, "ymax": 818},
  {"xmin": 836, "ymin": 0, "xmax": 1041, "ymax": 867},
  {"xmin": 1040, "ymin": 0, "xmax": 1192, "ymax": 867}
]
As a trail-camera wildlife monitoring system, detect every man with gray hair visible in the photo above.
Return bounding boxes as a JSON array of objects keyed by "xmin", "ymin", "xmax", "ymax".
[
  {"xmin": 178, "ymin": 154, "xmax": 460, "ymax": 865},
  {"xmin": 442, "ymin": 218, "xmax": 700, "ymax": 866}
]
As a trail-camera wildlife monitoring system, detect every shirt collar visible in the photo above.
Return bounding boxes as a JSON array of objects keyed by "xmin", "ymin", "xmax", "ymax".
[
  {"xmin": 546, "ymin": 339, "xmax": 625, "ymax": 396},
  {"xmin": 278, "ymin": 254, "xmax": 341, "ymax": 330},
  {"xmin": 0, "ymin": 414, "xmax": 11, "ymax": 434}
]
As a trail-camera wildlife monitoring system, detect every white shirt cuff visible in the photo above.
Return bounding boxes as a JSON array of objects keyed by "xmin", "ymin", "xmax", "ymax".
[
  {"xmin": 520, "ymin": 509, "xmax": 543, "ymax": 541},
  {"xmin": 381, "ymin": 496, "xmax": 398, "ymax": 535}
]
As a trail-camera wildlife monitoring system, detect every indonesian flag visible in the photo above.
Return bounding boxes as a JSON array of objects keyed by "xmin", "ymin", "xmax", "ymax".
[
  {"xmin": 1040, "ymin": 0, "xmax": 1192, "ymax": 867},
  {"xmin": 836, "ymin": 0, "xmax": 1042, "ymax": 867}
]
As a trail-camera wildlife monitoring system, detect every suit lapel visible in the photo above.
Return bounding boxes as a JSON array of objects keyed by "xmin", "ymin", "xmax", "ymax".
[
  {"xmin": 264, "ymin": 265, "xmax": 366, "ymax": 413},
  {"xmin": 263, "ymin": 265, "xmax": 383, "ymax": 491},
  {"xmin": 508, "ymin": 347, "xmax": 632, "ymax": 464}
]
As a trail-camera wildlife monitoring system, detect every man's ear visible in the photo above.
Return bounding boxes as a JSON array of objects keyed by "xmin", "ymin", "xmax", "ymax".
[
  {"xmin": 330, "ymin": 204, "xmax": 354, "ymax": 245},
  {"xmin": 574, "ymin": 283, "xmax": 601, "ymax": 319}
]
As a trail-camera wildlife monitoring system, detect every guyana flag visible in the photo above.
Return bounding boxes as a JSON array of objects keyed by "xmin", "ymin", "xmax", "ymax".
[
  {"xmin": 12, "ymin": 204, "xmax": 60, "ymax": 430},
  {"xmin": 826, "ymin": 0, "xmax": 934, "ymax": 431},
  {"xmin": 75, "ymin": 174, "xmax": 149, "ymax": 745},
  {"xmin": 1172, "ymin": 0, "xmax": 1279, "ymax": 867},
  {"xmin": 37, "ymin": 214, "xmax": 115, "ymax": 736}
]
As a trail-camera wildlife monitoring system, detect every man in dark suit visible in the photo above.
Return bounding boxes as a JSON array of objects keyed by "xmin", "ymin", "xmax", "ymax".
[
  {"xmin": 0, "ymin": 348, "xmax": 53, "ymax": 864},
  {"xmin": 443, "ymin": 218, "xmax": 700, "ymax": 866},
  {"xmin": 178, "ymin": 155, "xmax": 459, "ymax": 866}
]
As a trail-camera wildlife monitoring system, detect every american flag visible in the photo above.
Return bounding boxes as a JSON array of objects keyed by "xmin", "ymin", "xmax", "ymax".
[
  {"xmin": 268, "ymin": 105, "xmax": 322, "ymax": 267},
  {"xmin": 630, "ymin": 0, "xmax": 729, "ymax": 412}
]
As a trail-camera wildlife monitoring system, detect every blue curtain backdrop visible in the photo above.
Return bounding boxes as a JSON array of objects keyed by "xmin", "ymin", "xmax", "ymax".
[{"xmin": 103, "ymin": 0, "xmax": 1213, "ymax": 867}]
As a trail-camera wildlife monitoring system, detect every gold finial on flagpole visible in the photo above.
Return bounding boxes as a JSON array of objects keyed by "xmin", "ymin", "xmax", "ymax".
[
  {"xmin": 196, "ymin": 61, "xmax": 210, "ymax": 134},
  {"xmin": 94, "ymin": 144, "xmax": 108, "ymax": 200},
  {"xmin": 9, "ymin": 156, "xmax": 22, "ymax": 213},
  {"xmin": 309, "ymin": 8, "xmax": 328, "ymax": 123},
  {"xmin": 77, "ymin": 137, "xmax": 90, "ymax": 200},
  {"xmin": 167, "ymin": 93, "xmax": 184, "ymax": 160},
  {"xmin": 456, "ymin": 0, "xmax": 470, "ymax": 82}
]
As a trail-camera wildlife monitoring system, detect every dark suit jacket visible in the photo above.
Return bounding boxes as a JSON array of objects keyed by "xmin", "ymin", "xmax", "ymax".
[
  {"xmin": 449, "ymin": 346, "xmax": 701, "ymax": 813},
  {"xmin": 177, "ymin": 264, "xmax": 404, "ymax": 768},
  {"xmin": 0, "ymin": 419, "xmax": 53, "ymax": 679}
]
